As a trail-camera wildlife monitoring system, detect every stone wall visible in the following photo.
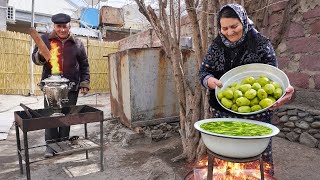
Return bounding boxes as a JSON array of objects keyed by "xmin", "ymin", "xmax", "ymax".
[
  {"xmin": 264, "ymin": 0, "xmax": 320, "ymax": 93},
  {"xmin": 264, "ymin": 1, "xmax": 320, "ymax": 149},
  {"xmin": 274, "ymin": 106, "xmax": 320, "ymax": 149}
]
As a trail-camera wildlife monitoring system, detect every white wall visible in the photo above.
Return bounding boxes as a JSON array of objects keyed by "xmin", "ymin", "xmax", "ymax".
[
  {"xmin": 122, "ymin": 4, "xmax": 150, "ymax": 30},
  {"xmin": 0, "ymin": 0, "xmax": 7, "ymax": 31}
]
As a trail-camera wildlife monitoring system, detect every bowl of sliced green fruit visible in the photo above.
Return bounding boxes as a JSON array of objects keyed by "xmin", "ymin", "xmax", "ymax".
[{"xmin": 194, "ymin": 118, "xmax": 280, "ymax": 158}]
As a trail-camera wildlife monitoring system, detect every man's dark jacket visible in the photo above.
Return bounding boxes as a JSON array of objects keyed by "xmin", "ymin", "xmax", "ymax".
[{"xmin": 32, "ymin": 31, "xmax": 90, "ymax": 91}]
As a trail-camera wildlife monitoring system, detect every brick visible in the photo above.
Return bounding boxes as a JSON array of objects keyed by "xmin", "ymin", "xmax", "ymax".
[
  {"xmin": 269, "ymin": 0, "xmax": 287, "ymax": 12},
  {"xmin": 303, "ymin": 5, "xmax": 320, "ymax": 19},
  {"xmin": 285, "ymin": 71, "xmax": 309, "ymax": 89},
  {"xmin": 310, "ymin": 19, "xmax": 320, "ymax": 35},
  {"xmin": 268, "ymin": 12, "xmax": 283, "ymax": 25},
  {"xmin": 286, "ymin": 36, "xmax": 320, "ymax": 53},
  {"xmin": 287, "ymin": 23, "xmax": 305, "ymax": 38},
  {"xmin": 270, "ymin": 25, "xmax": 281, "ymax": 40},
  {"xmin": 300, "ymin": 54, "xmax": 320, "ymax": 71},
  {"xmin": 277, "ymin": 56, "xmax": 290, "ymax": 69},
  {"xmin": 314, "ymin": 74, "xmax": 320, "ymax": 90}
]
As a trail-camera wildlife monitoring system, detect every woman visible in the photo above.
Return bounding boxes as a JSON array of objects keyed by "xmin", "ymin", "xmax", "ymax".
[{"xmin": 198, "ymin": 4, "xmax": 294, "ymax": 176}]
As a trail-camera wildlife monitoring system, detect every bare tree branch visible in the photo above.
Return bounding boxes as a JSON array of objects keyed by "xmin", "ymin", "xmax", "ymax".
[{"xmin": 272, "ymin": 0, "xmax": 299, "ymax": 49}]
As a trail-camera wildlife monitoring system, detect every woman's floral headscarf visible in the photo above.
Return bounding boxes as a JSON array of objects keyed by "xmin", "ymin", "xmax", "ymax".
[{"xmin": 217, "ymin": 3, "xmax": 255, "ymax": 48}]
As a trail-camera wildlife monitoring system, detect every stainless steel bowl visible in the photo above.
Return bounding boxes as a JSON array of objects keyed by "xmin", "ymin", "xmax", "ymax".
[
  {"xmin": 215, "ymin": 63, "xmax": 290, "ymax": 115},
  {"xmin": 194, "ymin": 118, "xmax": 280, "ymax": 158}
]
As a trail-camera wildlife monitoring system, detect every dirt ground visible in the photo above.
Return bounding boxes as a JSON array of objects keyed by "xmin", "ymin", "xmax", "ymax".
[{"xmin": 0, "ymin": 94, "xmax": 320, "ymax": 180}]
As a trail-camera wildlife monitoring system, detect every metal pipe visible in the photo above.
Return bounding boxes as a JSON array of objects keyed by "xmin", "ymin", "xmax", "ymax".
[
  {"xmin": 20, "ymin": 103, "xmax": 42, "ymax": 118},
  {"xmin": 29, "ymin": 0, "xmax": 35, "ymax": 95}
]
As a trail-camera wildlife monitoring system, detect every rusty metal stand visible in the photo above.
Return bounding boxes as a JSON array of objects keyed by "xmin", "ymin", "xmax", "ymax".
[
  {"xmin": 14, "ymin": 105, "xmax": 104, "ymax": 180},
  {"xmin": 207, "ymin": 149, "xmax": 264, "ymax": 180}
]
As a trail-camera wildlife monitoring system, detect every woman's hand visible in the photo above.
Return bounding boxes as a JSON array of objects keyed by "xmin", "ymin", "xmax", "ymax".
[
  {"xmin": 269, "ymin": 85, "xmax": 294, "ymax": 110},
  {"xmin": 207, "ymin": 77, "xmax": 223, "ymax": 89}
]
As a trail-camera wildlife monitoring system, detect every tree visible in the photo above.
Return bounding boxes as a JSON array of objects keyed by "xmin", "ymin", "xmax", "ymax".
[
  {"xmin": 134, "ymin": 0, "xmax": 299, "ymax": 162},
  {"xmin": 135, "ymin": 0, "xmax": 211, "ymax": 161}
]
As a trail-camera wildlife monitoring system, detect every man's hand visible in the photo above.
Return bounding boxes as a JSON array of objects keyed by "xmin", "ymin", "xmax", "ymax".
[
  {"xmin": 80, "ymin": 87, "xmax": 89, "ymax": 95},
  {"xmin": 207, "ymin": 77, "xmax": 223, "ymax": 89},
  {"xmin": 269, "ymin": 85, "xmax": 294, "ymax": 110}
]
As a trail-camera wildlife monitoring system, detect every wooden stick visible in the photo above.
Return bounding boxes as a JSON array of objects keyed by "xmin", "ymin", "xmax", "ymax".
[{"xmin": 28, "ymin": 27, "xmax": 51, "ymax": 61}]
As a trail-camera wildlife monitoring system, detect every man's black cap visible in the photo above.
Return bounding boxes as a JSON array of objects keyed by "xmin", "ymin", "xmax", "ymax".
[{"xmin": 51, "ymin": 13, "xmax": 71, "ymax": 24}]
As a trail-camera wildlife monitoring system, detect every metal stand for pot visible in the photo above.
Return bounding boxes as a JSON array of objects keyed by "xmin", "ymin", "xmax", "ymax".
[{"xmin": 207, "ymin": 149, "xmax": 265, "ymax": 180}]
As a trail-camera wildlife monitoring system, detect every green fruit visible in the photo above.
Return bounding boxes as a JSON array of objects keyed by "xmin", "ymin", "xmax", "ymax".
[
  {"xmin": 268, "ymin": 96, "xmax": 276, "ymax": 103},
  {"xmin": 228, "ymin": 82, "xmax": 237, "ymax": 88},
  {"xmin": 250, "ymin": 97, "xmax": 260, "ymax": 106},
  {"xmin": 257, "ymin": 76, "xmax": 270, "ymax": 87},
  {"xmin": 263, "ymin": 84, "xmax": 275, "ymax": 94},
  {"xmin": 231, "ymin": 104, "xmax": 238, "ymax": 112},
  {"xmin": 252, "ymin": 82, "xmax": 261, "ymax": 91},
  {"xmin": 257, "ymin": 89, "xmax": 268, "ymax": 100},
  {"xmin": 235, "ymin": 84, "xmax": 241, "ymax": 90},
  {"xmin": 221, "ymin": 97, "xmax": 233, "ymax": 109},
  {"xmin": 271, "ymin": 81, "xmax": 281, "ymax": 89},
  {"xmin": 241, "ymin": 76, "xmax": 255, "ymax": 85},
  {"xmin": 239, "ymin": 84, "xmax": 251, "ymax": 93},
  {"xmin": 233, "ymin": 90, "xmax": 243, "ymax": 99},
  {"xmin": 251, "ymin": 105, "xmax": 262, "ymax": 112},
  {"xmin": 259, "ymin": 98, "xmax": 273, "ymax": 108},
  {"xmin": 217, "ymin": 91, "xmax": 224, "ymax": 100},
  {"xmin": 238, "ymin": 106, "xmax": 251, "ymax": 113},
  {"xmin": 236, "ymin": 97, "xmax": 250, "ymax": 106},
  {"xmin": 274, "ymin": 88, "xmax": 283, "ymax": 99},
  {"xmin": 223, "ymin": 89, "xmax": 234, "ymax": 99},
  {"xmin": 244, "ymin": 89, "xmax": 257, "ymax": 100}
]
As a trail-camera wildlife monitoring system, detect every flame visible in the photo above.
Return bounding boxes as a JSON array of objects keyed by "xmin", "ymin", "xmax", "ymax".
[
  {"xmin": 49, "ymin": 41, "xmax": 61, "ymax": 75},
  {"xmin": 193, "ymin": 157, "xmax": 273, "ymax": 180}
]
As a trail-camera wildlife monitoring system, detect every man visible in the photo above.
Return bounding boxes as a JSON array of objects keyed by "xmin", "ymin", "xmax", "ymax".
[{"xmin": 32, "ymin": 13, "xmax": 90, "ymax": 158}]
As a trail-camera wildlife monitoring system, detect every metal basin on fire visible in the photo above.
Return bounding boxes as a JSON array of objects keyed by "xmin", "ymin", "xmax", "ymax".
[{"xmin": 194, "ymin": 118, "xmax": 280, "ymax": 158}]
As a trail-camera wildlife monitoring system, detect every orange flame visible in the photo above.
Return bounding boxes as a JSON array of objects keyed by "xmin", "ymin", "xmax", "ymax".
[
  {"xmin": 194, "ymin": 157, "xmax": 273, "ymax": 180},
  {"xmin": 49, "ymin": 42, "xmax": 61, "ymax": 75}
]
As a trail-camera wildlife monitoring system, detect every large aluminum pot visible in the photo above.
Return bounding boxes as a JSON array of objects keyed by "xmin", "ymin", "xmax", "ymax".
[{"xmin": 194, "ymin": 118, "xmax": 280, "ymax": 158}]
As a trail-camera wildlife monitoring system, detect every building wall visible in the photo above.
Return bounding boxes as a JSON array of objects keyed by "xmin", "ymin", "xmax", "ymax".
[
  {"xmin": 0, "ymin": 0, "xmax": 7, "ymax": 31},
  {"xmin": 259, "ymin": 0, "xmax": 320, "ymax": 107},
  {"xmin": 122, "ymin": 4, "xmax": 150, "ymax": 30}
]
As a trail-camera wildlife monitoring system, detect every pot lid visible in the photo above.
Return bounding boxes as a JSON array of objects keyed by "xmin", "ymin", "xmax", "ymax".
[{"xmin": 42, "ymin": 75, "xmax": 69, "ymax": 83}]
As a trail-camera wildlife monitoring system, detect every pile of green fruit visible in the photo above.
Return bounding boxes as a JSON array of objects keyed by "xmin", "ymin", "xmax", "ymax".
[{"xmin": 217, "ymin": 75, "xmax": 283, "ymax": 113}]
